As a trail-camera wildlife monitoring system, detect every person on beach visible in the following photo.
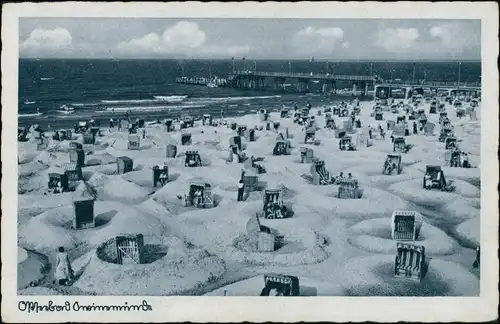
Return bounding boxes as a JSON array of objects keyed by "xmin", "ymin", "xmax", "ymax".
[
  {"xmin": 404, "ymin": 123, "xmax": 410, "ymax": 136},
  {"xmin": 159, "ymin": 163, "xmax": 168, "ymax": 186},
  {"xmin": 348, "ymin": 173, "xmax": 353, "ymax": 179},
  {"xmin": 194, "ymin": 189, "xmax": 203, "ymax": 206},
  {"xmin": 118, "ymin": 119, "xmax": 122, "ymax": 131},
  {"xmin": 53, "ymin": 181, "xmax": 62, "ymax": 194},
  {"xmin": 413, "ymin": 121, "xmax": 418, "ymax": 135},
  {"xmin": 462, "ymin": 153, "xmax": 470, "ymax": 168},
  {"xmin": 368, "ymin": 127, "xmax": 373, "ymax": 140},
  {"xmin": 54, "ymin": 247, "xmax": 74, "ymax": 286},
  {"xmin": 380, "ymin": 128, "xmax": 385, "ymax": 140},
  {"xmin": 109, "ymin": 118, "xmax": 114, "ymax": 130},
  {"xmin": 424, "ymin": 173, "xmax": 432, "ymax": 190},
  {"xmin": 473, "ymin": 246, "xmax": 480, "ymax": 268},
  {"xmin": 237, "ymin": 179, "xmax": 245, "ymax": 202}
]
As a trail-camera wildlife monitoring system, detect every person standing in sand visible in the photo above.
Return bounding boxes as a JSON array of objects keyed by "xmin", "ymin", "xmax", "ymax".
[
  {"xmin": 237, "ymin": 179, "xmax": 245, "ymax": 202},
  {"xmin": 54, "ymin": 247, "xmax": 74, "ymax": 286},
  {"xmin": 424, "ymin": 173, "xmax": 432, "ymax": 189}
]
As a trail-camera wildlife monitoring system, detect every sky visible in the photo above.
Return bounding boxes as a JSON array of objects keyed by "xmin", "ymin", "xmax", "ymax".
[{"xmin": 19, "ymin": 18, "xmax": 481, "ymax": 60}]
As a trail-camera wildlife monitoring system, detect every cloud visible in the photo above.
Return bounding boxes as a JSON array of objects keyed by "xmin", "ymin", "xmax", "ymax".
[
  {"xmin": 374, "ymin": 23, "xmax": 479, "ymax": 57},
  {"xmin": 20, "ymin": 27, "xmax": 72, "ymax": 54},
  {"xmin": 374, "ymin": 28, "xmax": 420, "ymax": 52},
  {"xmin": 161, "ymin": 21, "xmax": 207, "ymax": 51},
  {"xmin": 428, "ymin": 22, "xmax": 479, "ymax": 55},
  {"xmin": 116, "ymin": 33, "xmax": 162, "ymax": 53},
  {"xmin": 291, "ymin": 26, "xmax": 347, "ymax": 55},
  {"xmin": 115, "ymin": 21, "xmax": 249, "ymax": 58}
]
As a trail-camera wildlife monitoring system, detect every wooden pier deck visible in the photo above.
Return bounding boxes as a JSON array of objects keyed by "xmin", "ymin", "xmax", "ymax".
[{"xmin": 176, "ymin": 70, "xmax": 481, "ymax": 95}]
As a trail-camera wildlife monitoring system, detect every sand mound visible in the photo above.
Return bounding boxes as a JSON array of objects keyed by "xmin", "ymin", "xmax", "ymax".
[
  {"xmin": 138, "ymin": 198, "xmax": 174, "ymax": 219},
  {"xmin": 87, "ymin": 172, "xmax": 111, "ymax": 188},
  {"xmin": 18, "ymin": 150, "xmax": 40, "ymax": 164},
  {"xmin": 411, "ymin": 162, "xmax": 480, "ymax": 186},
  {"xmin": 451, "ymin": 179, "xmax": 480, "ymax": 197},
  {"xmin": 85, "ymin": 153, "xmax": 117, "ymax": 166},
  {"xmin": 342, "ymin": 255, "xmax": 479, "ymax": 296},
  {"xmin": 438, "ymin": 199, "xmax": 480, "ymax": 225},
  {"xmin": 388, "ymin": 179, "xmax": 461, "ymax": 207},
  {"xmin": 18, "ymin": 193, "xmax": 74, "ymax": 222},
  {"xmin": 121, "ymin": 169, "xmax": 154, "ymax": 187},
  {"xmin": 204, "ymin": 275, "xmax": 342, "ymax": 296},
  {"xmin": 74, "ymin": 235, "xmax": 226, "ymax": 295},
  {"xmin": 455, "ymin": 217, "xmax": 480, "ymax": 248},
  {"xmin": 18, "ymin": 172, "xmax": 49, "ymax": 195},
  {"xmin": 18, "ymin": 247, "xmax": 28, "ymax": 263},
  {"xmin": 46, "ymin": 140, "xmax": 72, "ymax": 153},
  {"xmin": 35, "ymin": 151, "xmax": 67, "ymax": 166},
  {"xmin": 88, "ymin": 172, "xmax": 150, "ymax": 202},
  {"xmin": 18, "ymin": 249, "xmax": 49, "ymax": 289},
  {"xmin": 101, "ymin": 178, "xmax": 149, "ymax": 199},
  {"xmin": 293, "ymin": 187, "xmax": 412, "ymax": 222},
  {"xmin": 367, "ymin": 168, "xmax": 425, "ymax": 186},
  {"xmin": 229, "ymin": 228, "xmax": 328, "ymax": 266},
  {"xmin": 18, "ymin": 287, "xmax": 61, "ymax": 296},
  {"xmin": 19, "ymin": 161, "xmax": 49, "ymax": 178},
  {"xmin": 18, "ymin": 201, "xmax": 166, "ymax": 253},
  {"xmin": 348, "ymin": 218, "xmax": 459, "ymax": 255}
]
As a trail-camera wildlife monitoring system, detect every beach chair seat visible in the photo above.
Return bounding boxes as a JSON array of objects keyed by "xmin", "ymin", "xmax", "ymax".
[{"xmin": 394, "ymin": 243, "xmax": 426, "ymax": 282}]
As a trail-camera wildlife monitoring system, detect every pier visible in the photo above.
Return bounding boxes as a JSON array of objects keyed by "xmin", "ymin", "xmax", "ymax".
[
  {"xmin": 176, "ymin": 69, "xmax": 481, "ymax": 96},
  {"xmin": 176, "ymin": 76, "xmax": 229, "ymax": 87}
]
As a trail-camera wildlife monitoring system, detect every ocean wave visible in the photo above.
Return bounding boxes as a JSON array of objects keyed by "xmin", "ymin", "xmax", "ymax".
[
  {"xmin": 101, "ymin": 95, "xmax": 188, "ymax": 105},
  {"xmin": 71, "ymin": 102, "xmax": 101, "ymax": 107},
  {"xmin": 95, "ymin": 104, "xmax": 206, "ymax": 113},
  {"xmin": 19, "ymin": 112, "xmax": 44, "ymax": 118},
  {"xmin": 101, "ymin": 99, "xmax": 160, "ymax": 104},
  {"xmin": 191, "ymin": 95, "xmax": 282, "ymax": 102},
  {"xmin": 153, "ymin": 95, "xmax": 188, "ymax": 101}
]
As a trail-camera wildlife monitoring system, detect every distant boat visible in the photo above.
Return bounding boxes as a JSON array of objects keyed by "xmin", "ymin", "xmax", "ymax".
[
  {"xmin": 57, "ymin": 104, "xmax": 75, "ymax": 114},
  {"xmin": 40, "ymin": 77, "xmax": 54, "ymax": 81}
]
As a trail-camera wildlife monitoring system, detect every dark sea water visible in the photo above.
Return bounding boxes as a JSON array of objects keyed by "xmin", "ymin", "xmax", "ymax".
[{"xmin": 18, "ymin": 59, "xmax": 481, "ymax": 128}]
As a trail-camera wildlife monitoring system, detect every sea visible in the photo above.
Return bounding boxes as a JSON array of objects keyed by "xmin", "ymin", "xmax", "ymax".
[{"xmin": 18, "ymin": 59, "xmax": 481, "ymax": 128}]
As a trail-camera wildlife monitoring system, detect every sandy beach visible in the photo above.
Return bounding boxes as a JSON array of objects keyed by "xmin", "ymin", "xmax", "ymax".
[{"xmin": 17, "ymin": 97, "xmax": 480, "ymax": 296}]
